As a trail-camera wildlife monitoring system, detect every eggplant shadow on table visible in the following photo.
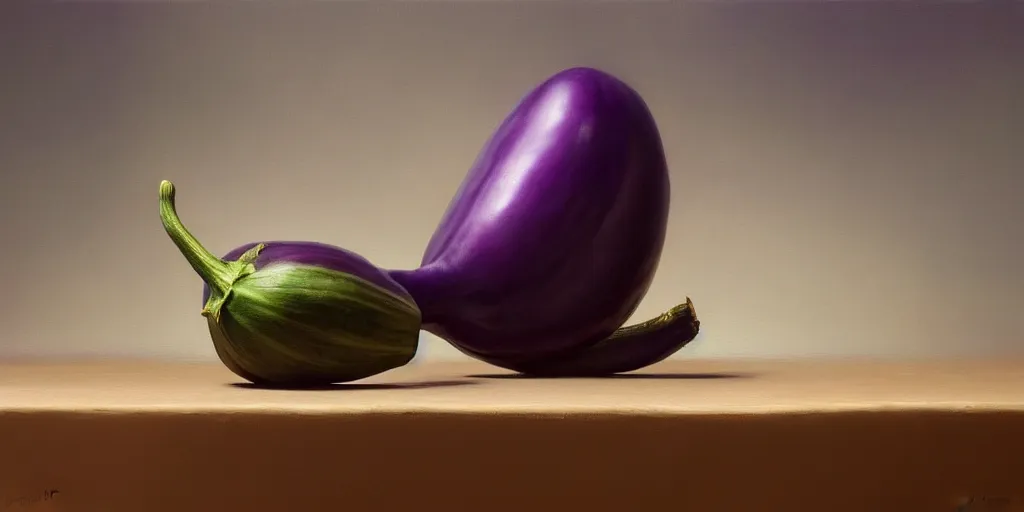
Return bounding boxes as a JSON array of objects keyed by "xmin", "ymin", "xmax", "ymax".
[
  {"xmin": 227, "ymin": 380, "xmax": 480, "ymax": 391},
  {"xmin": 465, "ymin": 372, "xmax": 753, "ymax": 380}
]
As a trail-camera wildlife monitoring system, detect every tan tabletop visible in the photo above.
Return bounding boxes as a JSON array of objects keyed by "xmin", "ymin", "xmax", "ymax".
[
  {"xmin": 2, "ymin": 357, "xmax": 1023, "ymax": 414},
  {"xmin": 1, "ymin": 358, "xmax": 1022, "ymax": 511}
]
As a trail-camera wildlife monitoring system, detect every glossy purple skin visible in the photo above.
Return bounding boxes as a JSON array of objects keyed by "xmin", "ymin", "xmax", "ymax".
[
  {"xmin": 389, "ymin": 67, "xmax": 671, "ymax": 364},
  {"xmin": 201, "ymin": 241, "xmax": 414, "ymax": 306}
]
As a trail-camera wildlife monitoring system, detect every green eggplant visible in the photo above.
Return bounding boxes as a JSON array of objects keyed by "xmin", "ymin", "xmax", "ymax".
[{"xmin": 158, "ymin": 180, "xmax": 421, "ymax": 387}]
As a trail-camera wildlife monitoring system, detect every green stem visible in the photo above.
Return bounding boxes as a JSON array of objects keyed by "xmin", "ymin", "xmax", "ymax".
[{"xmin": 158, "ymin": 180, "xmax": 233, "ymax": 296}]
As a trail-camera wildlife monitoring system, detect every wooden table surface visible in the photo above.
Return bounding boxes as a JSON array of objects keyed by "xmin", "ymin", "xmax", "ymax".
[
  {"xmin": 1, "ymin": 357, "xmax": 1022, "ymax": 414},
  {"xmin": 1, "ymin": 358, "xmax": 1023, "ymax": 512}
]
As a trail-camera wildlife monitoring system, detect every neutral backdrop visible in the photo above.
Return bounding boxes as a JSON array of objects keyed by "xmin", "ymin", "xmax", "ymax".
[{"xmin": 1, "ymin": 3, "xmax": 1021, "ymax": 363}]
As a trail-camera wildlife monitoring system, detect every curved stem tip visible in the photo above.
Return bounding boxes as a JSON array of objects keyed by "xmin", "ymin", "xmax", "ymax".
[
  {"xmin": 159, "ymin": 180, "xmax": 235, "ymax": 296},
  {"xmin": 499, "ymin": 298, "xmax": 701, "ymax": 377}
]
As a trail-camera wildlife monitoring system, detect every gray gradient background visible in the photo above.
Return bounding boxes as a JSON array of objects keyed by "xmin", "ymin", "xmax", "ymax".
[{"xmin": 1, "ymin": 3, "xmax": 1021, "ymax": 363}]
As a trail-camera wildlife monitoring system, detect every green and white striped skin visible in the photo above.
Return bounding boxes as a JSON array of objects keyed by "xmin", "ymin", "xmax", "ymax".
[
  {"xmin": 206, "ymin": 262, "xmax": 421, "ymax": 386},
  {"xmin": 159, "ymin": 180, "xmax": 421, "ymax": 387}
]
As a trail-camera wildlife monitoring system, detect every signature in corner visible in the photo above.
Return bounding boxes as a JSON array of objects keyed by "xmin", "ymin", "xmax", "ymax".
[{"xmin": 2, "ymin": 490, "xmax": 59, "ymax": 510}]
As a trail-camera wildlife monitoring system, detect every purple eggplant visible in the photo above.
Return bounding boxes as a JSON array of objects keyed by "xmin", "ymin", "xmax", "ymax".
[
  {"xmin": 388, "ymin": 67, "xmax": 699, "ymax": 376},
  {"xmin": 159, "ymin": 180, "xmax": 421, "ymax": 386}
]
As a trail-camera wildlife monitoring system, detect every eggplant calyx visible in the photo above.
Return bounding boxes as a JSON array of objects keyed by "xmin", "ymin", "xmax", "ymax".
[
  {"xmin": 158, "ymin": 180, "xmax": 265, "ymax": 322},
  {"xmin": 200, "ymin": 243, "xmax": 265, "ymax": 322}
]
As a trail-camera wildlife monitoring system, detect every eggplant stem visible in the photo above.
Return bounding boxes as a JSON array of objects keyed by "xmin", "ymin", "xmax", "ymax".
[
  {"xmin": 607, "ymin": 297, "xmax": 696, "ymax": 340},
  {"xmin": 468, "ymin": 298, "xmax": 700, "ymax": 377},
  {"xmin": 158, "ymin": 180, "xmax": 235, "ymax": 296}
]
